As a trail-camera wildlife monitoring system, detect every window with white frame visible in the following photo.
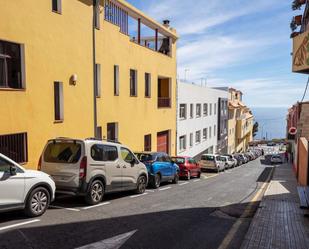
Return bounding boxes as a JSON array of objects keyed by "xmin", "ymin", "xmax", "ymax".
[
  {"xmin": 203, "ymin": 128, "xmax": 207, "ymax": 140},
  {"xmin": 190, "ymin": 104, "xmax": 194, "ymax": 118},
  {"xmin": 209, "ymin": 126, "xmax": 212, "ymax": 139},
  {"xmin": 179, "ymin": 135, "xmax": 186, "ymax": 151},
  {"xmin": 214, "ymin": 125, "xmax": 216, "ymax": 136},
  {"xmin": 195, "ymin": 130, "xmax": 201, "ymax": 143},
  {"xmin": 203, "ymin": 103, "xmax": 208, "ymax": 116},
  {"xmin": 209, "ymin": 103, "xmax": 212, "ymax": 115},
  {"xmin": 196, "ymin": 104, "xmax": 201, "ymax": 117},
  {"xmin": 190, "ymin": 133, "xmax": 193, "ymax": 147},
  {"xmin": 214, "ymin": 103, "xmax": 217, "ymax": 115},
  {"xmin": 179, "ymin": 104, "xmax": 187, "ymax": 119}
]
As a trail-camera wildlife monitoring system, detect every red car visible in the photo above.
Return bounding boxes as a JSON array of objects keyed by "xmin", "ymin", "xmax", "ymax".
[{"xmin": 172, "ymin": 156, "xmax": 201, "ymax": 180}]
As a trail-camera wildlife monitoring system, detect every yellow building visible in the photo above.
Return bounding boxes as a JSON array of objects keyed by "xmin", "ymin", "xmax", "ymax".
[
  {"xmin": 228, "ymin": 88, "xmax": 254, "ymax": 154},
  {"xmin": 0, "ymin": 0, "xmax": 178, "ymax": 169}
]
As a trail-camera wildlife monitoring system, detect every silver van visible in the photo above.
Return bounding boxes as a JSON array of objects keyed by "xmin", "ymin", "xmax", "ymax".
[
  {"xmin": 198, "ymin": 154, "xmax": 225, "ymax": 173},
  {"xmin": 39, "ymin": 138, "xmax": 148, "ymax": 205}
]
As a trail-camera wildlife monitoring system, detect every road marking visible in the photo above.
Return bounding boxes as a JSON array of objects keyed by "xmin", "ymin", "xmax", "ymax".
[
  {"xmin": 193, "ymin": 179, "xmax": 200, "ymax": 182},
  {"xmin": 130, "ymin": 193, "xmax": 148, "ymax": 198},
  {"xmin": 206, "ymin": 174, "xmax": 218, "ymax": 179},
  {"xmin": 145, "ymin": 190, "xmax": 155, "ymax": 193},
  {"xmin": 206, "ymin": 197, "xmax": 213, "ymax": 201},
  {"xmin": 76, "ymin": 229, "xmax": 137, "ymax": 249},
  {"xmin": 82, "ymin": 202, "xmax": 111, "ymax": 210},
  {"xmin": 178, "ymin": 182, "xmax": 189, "ymax": 186},
  {"xmin": 0, "ymin": 219, "xmax": 40, "ymax": 232},
  {"xmin": 50, "ymin": 205, "xmax": 80, "ymax": 212},
  {"xmin": 217, "ymin": 167, "xmax": 274, "ymax": 249},
  {"xmin": 159, "ymin": 187, "xmax": 171, "ymax": 191}
]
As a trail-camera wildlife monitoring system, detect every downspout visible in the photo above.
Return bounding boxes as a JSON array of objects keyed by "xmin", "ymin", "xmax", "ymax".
[{"xmin": 92, "ymin": 0, "xmax": 98, "ymax": 138}]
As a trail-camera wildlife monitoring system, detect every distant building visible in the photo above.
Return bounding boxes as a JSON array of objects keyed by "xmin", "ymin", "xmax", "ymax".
[
  {"xmin": 227, "ymin": 88, "xmax": 254, "ymax": 154},
  {"xmin": 176, "ymin": 82, "xmax": 228, "ymax": 159}
]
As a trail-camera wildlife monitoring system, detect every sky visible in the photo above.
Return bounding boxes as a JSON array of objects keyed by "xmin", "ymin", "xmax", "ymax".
[{"xmin": 126, "ymin": 0, "xmax": 308, "ymax": 108}]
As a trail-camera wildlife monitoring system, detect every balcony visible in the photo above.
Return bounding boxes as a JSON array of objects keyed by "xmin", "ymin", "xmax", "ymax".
[
  {"xmin": 236, "ymin": 113, "xmax": 253, "ymax": 139},
  {"xmin": 158, "ymin": 77, "xmax": 171, "ymax": 108},
  {"xmin": 158, "ymin": 97, "xmax": 171, "ymax": 108}
]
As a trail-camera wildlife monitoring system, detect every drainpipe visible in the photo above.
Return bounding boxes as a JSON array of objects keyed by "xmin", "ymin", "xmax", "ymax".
[{"xmin": 92, "ymin": 0, "xmax": 98, "ymax": 138}]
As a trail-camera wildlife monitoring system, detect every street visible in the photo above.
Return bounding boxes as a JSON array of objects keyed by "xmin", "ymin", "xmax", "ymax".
[{"xmin": 0, "ymin": 157, "xmax": 273, "ymax": 249}]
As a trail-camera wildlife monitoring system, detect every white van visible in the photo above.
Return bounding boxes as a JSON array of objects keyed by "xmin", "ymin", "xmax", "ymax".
[
  {"xmin": 39, "ymin": 138, "xmax": 148, "ymax": 205},
  {"xmin": 198, "ymin": 154, "xmax": 225, "ymax": 173}
]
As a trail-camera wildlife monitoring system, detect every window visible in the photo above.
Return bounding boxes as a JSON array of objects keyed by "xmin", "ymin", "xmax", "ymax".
[
  {"xmin": 0, "ymin": 157, "xmax": 14, "ymax": 173},
  {"xmin": 0, "ymin": 133, "xmax": 28, "ymax": 163},
  {"xmin": 179, "ymin": 135, "xmax": 186, "ymax": 151},
  {"xmin": 130, "ymin": 69, "xmax": 137, "ymax": 96},
  {"xmin": 195, "ymin": 131, "xmax": 201, "ymax": 143},
  {"xmin": 91, "ymin": 145, "xmax": 118, "ymax": 161},
  {"xmin": 196, "ymin": 104, "xmax": 201, "ymax": 117},
  {"xmin": 190, "ymin": 133, "xmax": 193, "ymax": 147},
  {"xmin": 94, "ymin": 0, "xmax": 100, "ymax": 29},
  {"xmin": 54, "ymin": 81, "xmax": 63, "ymax": 121},
  {"xmin": 214, "ymin": 125, "xmax": 216, "ymax": 136},
  {"xmin": 0, "ymin": 40, "xmax": 25, "ymax": 89},
  {"xmin": 95, "ymin": 64, "xmax": 101, "ymax": 97},
  {"xmin": 203, "ymin": 128, "xmax": 207, "ymax": 140},
  {"xmin": 209, "ymin": 127, "xmax": 212, "ymax": 139},
  {"xmin": 145, "ymin": 73, "xmax": 151, "ymax": 97},
  {"xmin": 214, "ymin": 103, "xmax": 217, "ymax": 115},
  {"xmin": 209, "ymin": 103, "xmax": 212, "ymax": 115},
  {"xmin": 52, "ymin": 0, "xmax": 62, "ymax": 14},
  {"xmin": 144, "ymin": 134, "xmax": 151, "ymax": 151},
  {"xmin": 179, "ymin": 104, "xmax": 187, "ymax": 119},
  {"xmin": 96, "ymin": 126, "xmax": 102, "ymax": 139},
  {"xmin": 121, "ymin": 147, "xmax": 135, "ymax": 163},
  {"xmin": 107, "ymin": 122, "xmax": 118, "ymax": 142},
  {"xmin": 113, "ymin": 65, "xmax": 119, "ymax": 96},
  {"xmin": 190, "ymin": 104, "xmax": 194, "ymax": 118},
  {"xmin": 203, "ymin": 103, "xmax": 208, "ymax": 116}
]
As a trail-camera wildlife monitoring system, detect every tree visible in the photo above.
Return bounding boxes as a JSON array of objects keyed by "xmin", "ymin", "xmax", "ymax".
[{"xmin": 253, "ymin": 121, "xmax": 259, "ymax": 138}]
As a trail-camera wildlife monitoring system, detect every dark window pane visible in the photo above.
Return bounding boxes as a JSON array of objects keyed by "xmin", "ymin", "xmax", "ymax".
[
  {"xmin": 0, "ymin": 133, "xmax": 28, "ymax": 163},
  {"xmin": 44, "ymin": 142, "xmax": 81, "ymax": 163}
]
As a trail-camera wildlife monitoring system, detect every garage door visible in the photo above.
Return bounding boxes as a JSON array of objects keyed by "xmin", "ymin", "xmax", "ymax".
[{"xmin": 157, "ymin": 131, "xmax": 169, "ymax": 154}]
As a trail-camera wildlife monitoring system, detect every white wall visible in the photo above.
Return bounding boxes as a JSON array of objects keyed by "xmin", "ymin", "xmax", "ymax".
[{"xmin": 177, "ymin": 81, "xmax": 228, "ymax": 158}]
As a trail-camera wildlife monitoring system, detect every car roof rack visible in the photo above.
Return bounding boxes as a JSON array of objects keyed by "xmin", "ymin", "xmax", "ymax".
[{"xmin": 85, "ymin": 137, "xmax": 122, "ymax": 144}]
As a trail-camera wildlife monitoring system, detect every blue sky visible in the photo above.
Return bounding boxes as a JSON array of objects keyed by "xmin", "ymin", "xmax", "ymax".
[{"xmin": 126, "ymin": 0, "xmax": 308, "ymax": 108}]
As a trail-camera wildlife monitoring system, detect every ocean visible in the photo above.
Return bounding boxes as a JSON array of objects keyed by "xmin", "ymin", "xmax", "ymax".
[{"xmin": 251, "ymin": 107, "xmax": 287, "ymax": 140}]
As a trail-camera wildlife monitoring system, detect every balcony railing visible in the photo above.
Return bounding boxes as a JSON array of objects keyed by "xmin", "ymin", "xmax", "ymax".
[{"xmin": 158, "ymin": 97, "xmax": 171, "ymax": 108}]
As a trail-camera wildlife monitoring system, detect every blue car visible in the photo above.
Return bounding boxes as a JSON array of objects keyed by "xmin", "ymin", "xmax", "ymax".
[{"xmin": 135, "ymin": 152, "xmax": 179, "ymax": 188}]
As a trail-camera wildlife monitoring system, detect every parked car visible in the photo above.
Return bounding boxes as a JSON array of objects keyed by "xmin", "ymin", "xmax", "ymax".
[
  {"xmin": 239, "ymin": 154, "xmax": 249, "ymax": 163},
  {"xmin": 198, "ymin": 154, "xmax": 225, "ymax": 173},
  {"xmin": 223, "ymin": 154, "xmax": 237, "ymax": 167},
  {"xmin": 234, "ymin": 154, "xmax": 244, "ymax": 165},
  {"xmin": 40, "ymin": 138, "xmax": 148, "ymax": 205},
  {"xmin": 0, "ymin": 153, "xmax": 55, "ymax": 217},
  {"xmin": 135, "ymin": 152, "xmax": 179, "ymax": 188},
  {"xmin": 270, "ymin": 154, "xmax": 283, "ymax": 164},
  {"xmin": 220, "ymin": 155, "xmax": 234, "ymax": 169},
  {"xmin": 171, "ymin": 156, "xmax": 201, "ymax": 180}
]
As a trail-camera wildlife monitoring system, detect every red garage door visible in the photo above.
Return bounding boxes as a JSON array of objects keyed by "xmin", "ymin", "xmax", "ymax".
[{"xmin": 157, "ymin": 131, "xmax": 169, "ymax": 154}]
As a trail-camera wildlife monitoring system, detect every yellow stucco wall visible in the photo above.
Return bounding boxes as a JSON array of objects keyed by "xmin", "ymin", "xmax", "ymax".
[{"xmin": 0, "ymin": 0, "xmax": 177, "ymax": 169}]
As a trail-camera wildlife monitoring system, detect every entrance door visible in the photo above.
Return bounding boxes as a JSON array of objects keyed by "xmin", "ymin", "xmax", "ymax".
[{"xmin": 157, "ymin": 131, "xmax": 169, "ymax": 154}]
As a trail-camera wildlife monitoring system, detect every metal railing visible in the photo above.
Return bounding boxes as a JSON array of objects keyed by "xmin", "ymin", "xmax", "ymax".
[{"xmin": 158, "ymin": 97, "xmax": 171, "ymax": 108}]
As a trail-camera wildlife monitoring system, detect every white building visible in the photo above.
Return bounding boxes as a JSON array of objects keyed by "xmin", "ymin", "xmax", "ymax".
[{"xmin": 176, "ymin": 81, "xmax": 229, "ymax": 159}]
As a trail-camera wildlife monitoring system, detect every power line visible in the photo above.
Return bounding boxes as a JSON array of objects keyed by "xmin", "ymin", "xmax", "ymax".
[{"xmin": 301, "ymin": 76, "xmax": 309, "ymax": 102}]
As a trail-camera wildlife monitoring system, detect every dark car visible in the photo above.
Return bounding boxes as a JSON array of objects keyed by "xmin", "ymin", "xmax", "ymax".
[
  {"xmin": 172, "ymin": 156, "xmax": 201, "ymax": 180},
  {"xmin": 135, "ymin": 152, "xmax": 179, "ymax": 188}
]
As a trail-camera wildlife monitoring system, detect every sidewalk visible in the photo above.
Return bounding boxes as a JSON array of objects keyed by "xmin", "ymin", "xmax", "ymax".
[{"xmin": 241, "ymin": 163, "xmax": 309, "ymax": 249}]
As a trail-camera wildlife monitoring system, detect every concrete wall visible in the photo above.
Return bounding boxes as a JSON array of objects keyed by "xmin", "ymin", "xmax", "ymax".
[{"xmin": 176, "ymin": 82, "xmax": 228, "ymax": 158}]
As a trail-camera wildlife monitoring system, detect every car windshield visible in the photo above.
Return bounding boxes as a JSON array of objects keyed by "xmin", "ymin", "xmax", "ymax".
[
  {"xmin": 44, "ymin": 142, "xmax": 81, "ymax": 163},
  {"xmin": 272, "ymin": 155, "xmax": 281, "ymax": 159},
  {"xmin": 172, "ymin": 157, "xmax": 185, "ymax": 164},
  {"xmin": 201, "ymin": 155, "xmax": 214, "ymax": 161},
  {"xmin": 136, "ymin": 153, "xmax": 155, "ymax": 162}
]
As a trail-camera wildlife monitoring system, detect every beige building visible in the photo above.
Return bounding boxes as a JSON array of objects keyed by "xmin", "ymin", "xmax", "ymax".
[{"xmin": 228, "ymin": 88, "xmax": 254, "ymax": 154}]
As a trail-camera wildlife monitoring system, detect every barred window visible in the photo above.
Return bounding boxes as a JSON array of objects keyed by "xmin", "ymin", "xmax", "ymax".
[{"xmin": 0, "ymin": 133, "xmax": 28, "ymax": 163}]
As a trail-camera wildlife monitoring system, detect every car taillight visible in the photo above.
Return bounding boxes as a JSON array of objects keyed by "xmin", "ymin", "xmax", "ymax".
[
  {"xmin": 38, "ymin": 155, "xmax": 42, "ymax": 171},
  {"xmin": 79, "ymin": 156, "xmax": 87, "ymax": 179}
]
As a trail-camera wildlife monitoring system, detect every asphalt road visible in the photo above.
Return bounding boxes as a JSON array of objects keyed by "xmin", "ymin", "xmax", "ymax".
[{"xmin": 0, "ymin": 156, "xmax": 274, "ymax": 249}]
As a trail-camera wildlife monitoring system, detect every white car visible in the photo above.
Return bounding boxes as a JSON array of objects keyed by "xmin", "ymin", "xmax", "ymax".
[
  {"xmin": 199, "ymin": 154, "xmax": 225, "ymax": 173},
  {"xmin": 270, "ymin": 154, "xmax": 283, "ymax": 164},
  {"xmin": 0, "ymin": 153, "xmax": 55, "ymax": 217},
  {"xmin": 221, "ymin": 155, "xmax": 235, "ymax": 169}
]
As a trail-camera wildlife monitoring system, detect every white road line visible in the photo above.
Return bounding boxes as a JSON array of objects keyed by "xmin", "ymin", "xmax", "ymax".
[
  {"xmin": 82, "ymin": 202, "xmax": 111, "ymax": 210},
  {"xmin": 145, "ymin": 190, "xmax": 155, "ymax": 193},
  {"xmin": 193, "ymin": 179, "xmax": 201, "ymax": 182},
  {"xmin": 206, "ymin": 175, "xmax": 218, "ymax": 179},
  {"xmin": 50, "ymin": 205, "xmax": 80, "ymax": 212},
  {"xmin": 0, "ymin": 219, "xmax": 40, "ymax": 232},
  {"xmin": 206, "ymin": 197, "xmax": 213, "ymax": 201},
  {"xmin": 130, "ymin": 193, "xmax": 148, "ymax": 198},
  {"xmin": 178, "ymin": 182, "xmax": 189, "ymax": 186},
  {"xmin": 159, "ymin": 187, "xmax": 171, "ymax": 191}
]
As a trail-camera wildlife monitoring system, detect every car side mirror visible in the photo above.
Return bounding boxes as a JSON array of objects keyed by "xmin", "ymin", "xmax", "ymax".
[
  {"xmin": 130, "ymin": 158, "xmax": 138, "ymax": 166},
  {"xmin": 10, "ymin": 166, "xmax": 17, "ymax": 176}
]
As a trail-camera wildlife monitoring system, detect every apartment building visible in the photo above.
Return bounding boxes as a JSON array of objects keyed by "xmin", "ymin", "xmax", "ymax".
[
  {"xmin": 228, "ymin": 88, "xmax": 253, "ymax": 154},
  {"xmin": 176, "ymin": 82, "xmax": 228, "ymax": 159},
  {"xmin": 0, "ymin": 0, "xmax": 178, "ymax": 169}
]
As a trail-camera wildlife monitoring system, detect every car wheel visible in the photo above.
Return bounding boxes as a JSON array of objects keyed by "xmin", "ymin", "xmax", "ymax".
[
  {"xmin": 135, "ymin": 175, "xmax": 147, "ymax": 194},
  {"xmin": 152, "ymin": 174, "xmax": 161, "ymax": 189},
  {"xmin": 187, "ymin": 171, "xmax": 191, "ymax": 180},
  {"xmin": 85, "ymin": 180, "xmax": 104, "ymax": 205},
  {"xmin": 24, "ymin": 187, "xmax": 50, "ymax": 217},
  {"xmin": 172, "ymin": 172, "xmax": 179, "ymax": 184}
]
